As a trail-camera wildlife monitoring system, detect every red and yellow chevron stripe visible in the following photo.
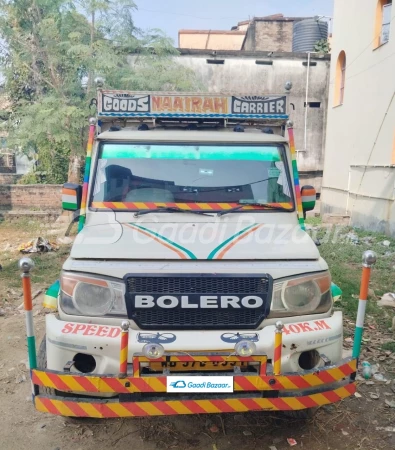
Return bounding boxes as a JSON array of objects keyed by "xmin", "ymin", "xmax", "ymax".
[
  {"xmin": 119, "ymin": 329, "xmax": 129, "ymax": 376},
  {"xmin": 273, "ymin": 330, "xmax": 282, "ymax": 376},
  {"xmin": 34, "ymin": 384, "xmax": 356, "ymax": 418},
  {"xmin": 31, "ymin": 359, "xmax": 356, "ymax": 394},
  {"xmin": 92, "ymin": 201, "xmax": 293, "ymax": 211}
]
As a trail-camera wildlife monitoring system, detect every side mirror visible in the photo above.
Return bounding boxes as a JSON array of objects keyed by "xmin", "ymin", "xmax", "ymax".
[
  {"xmin": 301, "ymin": 185, "xmax": 316, "ymax": 214},
  {"xmin": 62, "ymin": 183, "xmax": 82, "ymax": 211}
]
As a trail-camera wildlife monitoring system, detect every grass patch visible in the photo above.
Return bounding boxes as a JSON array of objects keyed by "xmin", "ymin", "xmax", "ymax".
[
  {"xmin": 310, "ymin": 225, "xmax": 395, "ymax": 321},
  {"xmin": 382, "ymin": 342, "xmax": 395, "ymax": 352},
  {"xmin": 0, "ymin": 246, "xmax": 70, "ymax": 291}
]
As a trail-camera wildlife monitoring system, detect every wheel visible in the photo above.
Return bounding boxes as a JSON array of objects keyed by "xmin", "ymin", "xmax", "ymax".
[
  {"xmin": 37, "ymin": 335, "xmax": 56, "ymax": 396},
  {"xmin": 38, "ymin": 335, "xmax": 86, "ymax": 421},
  {"xmin": 283, "ymin": 408, "xmax": 318, "ymax": 419}
]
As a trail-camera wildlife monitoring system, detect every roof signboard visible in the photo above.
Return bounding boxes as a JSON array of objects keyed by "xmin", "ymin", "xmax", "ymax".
[{"xmin": 97, "ymin": 90, "xmax": 288, "ymax": 120}]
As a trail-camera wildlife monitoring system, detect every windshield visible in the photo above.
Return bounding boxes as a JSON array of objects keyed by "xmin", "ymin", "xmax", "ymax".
[{"xmin": 90, "ymin": 143, "xmax": 294, "ymax": 212}]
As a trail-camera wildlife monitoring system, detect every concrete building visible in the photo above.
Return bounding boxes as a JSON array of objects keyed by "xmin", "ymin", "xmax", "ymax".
[
  {"xmin": 242, "ymin": 14, "xmax": 310, "ymax": 52},
  {"xmin": 179, "ymin": 29, "xmax": 246, "ymax": 51},
  {"xmin": 179, "ymin": 14, "xmax": 312, "ymax": 52},
  {"xmin": 321, "ymin": 0, "xmax": 395, "ymax": 235},
  {"xmin": 177, "ymin": 49, "xmax": 331, "ymax": 190}
]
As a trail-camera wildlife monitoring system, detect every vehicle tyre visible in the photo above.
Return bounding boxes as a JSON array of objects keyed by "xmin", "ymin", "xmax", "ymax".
[
  {"xmin": 38, "ymin": 335, "xmax": 86, "ymax": 421},
  {"xmin": 37, "ymin": 335, "xmax": 56, "ymax": 396}
]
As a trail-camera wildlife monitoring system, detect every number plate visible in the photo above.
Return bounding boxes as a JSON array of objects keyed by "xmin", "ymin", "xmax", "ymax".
[{"xmin": 149, "ymin": 361, "xmax": 248, "ymax": 372}]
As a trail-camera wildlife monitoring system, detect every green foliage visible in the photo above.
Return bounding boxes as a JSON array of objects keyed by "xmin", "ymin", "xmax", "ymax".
[
  {"xmin": 0, "ymin": 0, "xmax": 200, "ymax": 183},
  {"xmin": 309, "ymin": 225, "xmax": 395, "ymax": 321},
  {"xmin": 314, "ymin": 38, "xmax": 331, "ymax": 54}
]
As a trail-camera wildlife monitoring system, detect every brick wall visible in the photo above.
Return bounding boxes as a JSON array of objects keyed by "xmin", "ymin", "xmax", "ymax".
[
  {"xmin": 0, "ymin": 184, "xmax": 62, "ymax": 211},
  {"xmin": 0, "ymin": 173, "xmax": 22, "ymax": 184}
]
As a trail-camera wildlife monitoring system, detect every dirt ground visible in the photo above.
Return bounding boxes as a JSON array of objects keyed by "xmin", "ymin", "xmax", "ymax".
[{"xmin": 1, "ymin": 218, "xmax": 395, "ymax": 450}]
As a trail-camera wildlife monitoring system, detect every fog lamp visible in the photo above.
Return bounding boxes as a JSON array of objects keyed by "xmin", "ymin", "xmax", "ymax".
[
  {"xmin": 143, "ymin": 343, "xmax": 165, "ymax": 360},
  {"xmin": 234, "ymin": 340, "xmax": 256, "ymax": 357}
]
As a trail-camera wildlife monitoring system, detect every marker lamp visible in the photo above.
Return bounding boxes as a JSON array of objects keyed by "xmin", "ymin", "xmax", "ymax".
[
  {"xmin": 235, "ymin": 340, "xmax": 257, "ymax": 357},
  {"xmin": 143, "ymin": 343, "xmax": 165, "ymax": 359}
]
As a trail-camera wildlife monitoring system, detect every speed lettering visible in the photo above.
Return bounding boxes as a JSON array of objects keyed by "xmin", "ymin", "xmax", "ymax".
[{"xmin": 61, "ymin": 323, "xmax": 121, "ymax": 338}]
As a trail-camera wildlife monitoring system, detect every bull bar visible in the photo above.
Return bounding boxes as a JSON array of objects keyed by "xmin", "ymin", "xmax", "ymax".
[{"xmin": 19, "ymin": 251, "xmax": 378, "ymax": 418}]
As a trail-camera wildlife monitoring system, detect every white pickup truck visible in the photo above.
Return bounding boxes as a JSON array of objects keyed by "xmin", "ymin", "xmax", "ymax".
[{"xmin": 30, "ymin": 90, "xmax": 356, "ymax": 419}]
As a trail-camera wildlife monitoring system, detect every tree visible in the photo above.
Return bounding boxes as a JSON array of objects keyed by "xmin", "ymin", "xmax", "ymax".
[
  {"xmin": 314, "ymin": 38, "xmax": 331, "ymax": 54},
  {"xmin": 0, "ymin": 0, "xmax": 200, "ymax": 184}
]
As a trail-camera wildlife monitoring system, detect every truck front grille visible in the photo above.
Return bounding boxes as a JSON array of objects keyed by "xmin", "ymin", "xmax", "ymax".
[{"xmin": 124, "ymin": 274, "xmax": 272, "ymax": 330}]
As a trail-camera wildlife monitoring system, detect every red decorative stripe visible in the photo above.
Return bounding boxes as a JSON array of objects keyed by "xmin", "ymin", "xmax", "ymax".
[
  {"xmin": 339, "ymin": 362, "xmax": 356, "ymax": 376},
  {"xmin": 182, "ymin": 400, "xmax": 209, "ymax": 414},
  {"xmin": 98, "ymin": 403, "xmax": 122, "ymax": 418},
  {"xmin": 285, "ymin": 375, "xmax": 312, "ymax": 390},
  {"xmin": 235, "ymin": 377, "xmax": 259, "ymax": 391},
  {"xmin": 39, "ymin": 397, "xmax": 63, "ymax": 416},
  {"xmin": 273, "ymin": 345, "xmax": 282, "ymax": 363},
  {"xmin": 211, "ymin": 399, "xmax": 237, "ymax": 413},
  {"xmin": 121, "ymin": 402, "xmax": 151, "ymax": 417},
  {"xmin": 64, "ymin": 400, "xmax": 91, "ymax": 417},
  {"xmin": 345, "ymin": 383, "xmax": 356, "ymax": 394},
  {"xmin": 46, "ymin": 373, "xmax": 72, "ymax": 392},
  {"xmin": 260, "ymin": 377, "xmax": 286, "ymax": 390},
  {"xmin": 239, "ymin": 398, "xmax": 265, "ymax": 411},
  {"xmin": 72, "ymin": 376, "xmax": 99, "ymax": 393},
  {"xmin": 315, "ymin": 370, "xmax": 337, "ymax": 384},
  {"xmin": 101, "ymin": 377, "xmax": 130, "ymax": 393},
  {"xmin": 295, "ymin": 395, "xmax": 319, "ymax": 409},
  {"xmin": 260, "ymin": 361, "xmax": 267, "ymax": 375},
  {"xmin": 269, "ymin": 398, "xmax": 294, "ymax": 410},
  {"xmin": 321, "ymin": 390, "xmax": 341, "ymax": 404},
  {"xmin": 130, "ymin": 379, "xmax": 156, "ymax": 393},
  {"xmin": 133, "ymin": 358, "xmax": 140, "ymax": 376},
  {"xmin": 153, "ymin": 402, "xmax": 179, "ymax": 416}
]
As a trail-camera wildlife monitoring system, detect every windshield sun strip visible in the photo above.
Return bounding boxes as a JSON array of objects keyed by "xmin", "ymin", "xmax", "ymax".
[{"xmin": 91, "ymin": 201, "xmax": 294, "ymax": 211}]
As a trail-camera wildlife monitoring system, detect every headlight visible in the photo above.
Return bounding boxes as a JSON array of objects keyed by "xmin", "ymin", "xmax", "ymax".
[
  {"xmin": 269, "ymin": 271, "xmax": 332, "ymax": 318},
  {"xmin": 60, "ymin": 271, "xmax": 127, "ymax": 317}
]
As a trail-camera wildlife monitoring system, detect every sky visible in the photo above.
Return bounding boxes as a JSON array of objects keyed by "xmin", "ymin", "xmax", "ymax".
[{"xmin": 133, "ymin": 0, "xmax": 334, "ymax": 45}]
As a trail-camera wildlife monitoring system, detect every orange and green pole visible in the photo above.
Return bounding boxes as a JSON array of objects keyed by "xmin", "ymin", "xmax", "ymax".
[
  {"xmin": 287, "ymin": 121, "xmax": 305, "ymax": 230},
  {"xmin": 78, "ymin": 117, "xmax": 97, "ymax": 232},
  {"xmin": 19, "ymin": 258, "xmax": 37, "ymax": 370},
  {"xmin": 119, "ymin": 321, "xmax": 130, "ymax": 377},
  {"xmin": 352, "ymin": 251, "xmax": 377, "ymax": 359},
  {"xmin": 273, "ymin": 321, "xmax": 284, "ymax": 375}
]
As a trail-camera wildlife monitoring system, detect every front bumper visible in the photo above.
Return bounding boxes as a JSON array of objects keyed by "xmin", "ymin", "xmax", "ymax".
[{"xmin": 31, "ymin": 356, "xmax": 357, "ymax": 418}]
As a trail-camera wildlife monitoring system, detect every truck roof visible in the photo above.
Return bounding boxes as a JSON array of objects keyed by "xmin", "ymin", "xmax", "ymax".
[{"xmin": 97, "ymin": 129, "xmax": 288, "ymax": 144}]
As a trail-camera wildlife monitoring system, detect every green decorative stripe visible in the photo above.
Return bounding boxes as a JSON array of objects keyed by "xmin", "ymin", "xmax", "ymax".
[
  {"xmin": 62, "ymin": 202, "xmax": 78, "ymax": 210},
  {"xmin": 27, "ymin": 335, "xmax": 37, "ymax": 370},
  {"xmin": 102, "ymin": 144, "xmax": 281, "ymax": 161},
  {"xmin": 130, "ymin": 223, "xmax": 197, "ymax": 259},
  {"xmin": 302, "ymin": 201, "xmax": 316, "ymax": 209},
  {"xmin": 352, "ymin": 326, "xmax": 364, "ymax": 359},
  {"xmin": 207, "ymin": 224, "xmax": 257, "ymax": 260}
]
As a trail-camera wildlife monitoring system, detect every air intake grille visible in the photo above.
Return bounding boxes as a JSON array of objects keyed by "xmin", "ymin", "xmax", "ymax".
[{"xmin": 125, "ymin": 275, "xmax": 272, "ymax": 330}]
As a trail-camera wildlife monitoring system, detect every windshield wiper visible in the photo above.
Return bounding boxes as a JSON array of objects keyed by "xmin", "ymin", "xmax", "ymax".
[
  {"xmin": 134, "ymin": 206, "xmax": 214, "ymax": 218},
  {"xmin": 217, "ymin": 202, "xmax": 292, "ymax": 217}
]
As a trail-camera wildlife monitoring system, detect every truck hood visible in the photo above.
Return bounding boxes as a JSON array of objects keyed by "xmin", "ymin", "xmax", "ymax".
[{"xmin": 70, "ymin": 221, "xmax": 320, "ymax": 261}]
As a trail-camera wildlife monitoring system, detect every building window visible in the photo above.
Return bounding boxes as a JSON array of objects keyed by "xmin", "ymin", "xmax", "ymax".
[
  {"xmin": 334, "ymin": 51, "xmax": 346, "ymax": 106},
  {"xmin": 375, "ymin": 0, "xmax": 392, "ymax": 48}
]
